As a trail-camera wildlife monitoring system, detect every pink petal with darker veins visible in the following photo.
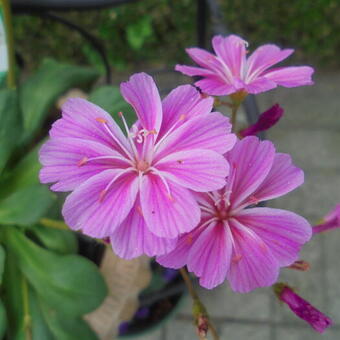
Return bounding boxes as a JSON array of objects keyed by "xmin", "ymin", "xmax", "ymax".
[
  {"xmin": 174, "ymin": 65, "xmax": 216, "ymax": 77},
  {"xmin": 140, "ymin": 173, "xmax": 200, "ymax": 239},
  {"xmin": 155, "ymin": 149, "xmax": 229, "ymax": 192},
  {"xmin": 226, "ymin": 136, "xmax": 275, "ymax": 209},
  {"xmin": 51, "ymin": 98, "xmax": 131, "ymax": 155},
  {"xmin": 227, "ymin": 218, "xmax": 279, "ymax": 293},
  {"xmin": 39, "ymin": 137, "xmax": 130, "ymax": 192},
  {"xmin": 154, "ymin": 112, "xmax": 235, "ymax": 159},
  {"xmin": 244, "ymin": 77, "xmax": 277, "ymax": 94},
  {"xmin": 194, "ymin": 78, "xmax": 236, "ymax": 96},
  {"xmin": 120, "ymin": 72, "xmax": 162, "ymax": 133},
  {"xmin": 235, "ymin": 208, "xmax": 312, "ymax": 266},
  {"xmin": 62, "ymin": 169, "xmax": 138, "ymax": 238},
  {"xmin": 188, "ymin": 222, "xmax": 232, "ymax": 289},
  {"xmin": 110, "ymin": 197, "xmax": 177, "ymax": 259},
  {"xmin": 159, "ymin": 84, "xmax": 214, "ymax": 139},
  {"xmin": 252, "ymin": 153, "xmax": 304, "ymax": 202},
  {"xmin": 263, "ymin": 66, "xmax": 314, "ymax": 87}
]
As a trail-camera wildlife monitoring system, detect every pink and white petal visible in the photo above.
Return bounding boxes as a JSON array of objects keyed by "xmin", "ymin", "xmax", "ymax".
[
  {"xmin": 187, "ymin": 222, "xmax": 232, "ymax": 289},
  {"xmin": 50, "ymin": 98, "xmax": 131, "ymax": 156},
  {"xmin": 252, "ymin": 153, "xmax": 304, "ymax": 202},
  {"xmin": 39, "ymin": 137, "xmax": 130, "ymax": 191},
  {"xmin": 140, "ymin": 174, "xmax": 200, "ymax": 239},
  {"xmin": 212, "ymin": 35, "xmax": 247, "ymax": 78},
  {"xmin": 154, "ymin": 112, "xmax": 235, "ymax": 159},
  {"xmin": 175, "ymin": 65, "xmax": 216, "ymax": 77},
  {"xmin": 263, "ymin": 66, "xmax": 314, "ymax": 87},
  {"xmin": 159, "ymin": 85, "xmax": 214, "ymax": 139},
  {"xmin": 110, "ymin": 198, "xmax": 177, "ymax": 259},
  {"xmin": 185, "ymin": 47, "xmax": 226, "ymax": 74},
  {"xmin": 246, "ymin": 45, "xmax": 294, "ymax": 80},
  {"xmin": 120, "ymin": 72, "xmax": 162, "ymax": 133},
  {"xmin": 157, "ymin": 225, "xmax": 205, "ymax": 269},
  {"xmin": 226, "ymin": 136, "xmax": 275, "ymax": 209},
  {"xmin": 62, "ymin": 169, "xmax": 138, "ymax": 238},
  {"xmin": 244, "ymin": 77, "xmax": 277, "ymax": 94},
  {"xmin": 155, "ymin": 149, "xmax": 229, "ymax": 192},
  {"xmin": 227, "ymin": 218, "xmax": 279, "ymax": 293},
  {"xmin": 194, "ymin": 78, "xmax": 236, "ymax": 96},
  {"xmin": 235, "ymin": 208, "xmax": 312, "ymax": 267}
]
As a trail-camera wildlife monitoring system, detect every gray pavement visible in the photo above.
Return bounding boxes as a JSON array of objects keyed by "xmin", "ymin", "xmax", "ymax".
[{"xmin": 124, "ymin": 70, "xmax": 340, "ymax": 340}]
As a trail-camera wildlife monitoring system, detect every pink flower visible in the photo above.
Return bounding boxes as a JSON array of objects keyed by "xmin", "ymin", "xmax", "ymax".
[
  {"xmin": 176, "ymin": 35, "xmax": 314, "ymax": 96},
  {"xmin": 274, "ymin": 283, "xmax": 332, "ymax": 333},
  {"xmin": 239, "ymin": 104, "xmax": 284, "ymax": 137},
  {"xmin": 157, "ymin": 136, "xmax": 312, "ymax": 292},
  {"xmin": 39, "ymin": 73, "xmax": 236, "ymax": 259},
  {"xmin": 313, "ymin": 204, "xmax": 340, "ymax": 234}
]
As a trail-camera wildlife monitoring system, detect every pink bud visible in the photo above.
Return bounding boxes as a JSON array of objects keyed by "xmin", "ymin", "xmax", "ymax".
[
  {"xmin": 313, "ymin": 204, "xmax": 340, "ymax": 234},
  {"xmin": 240, "ymin": 104, "xmax": 284, "ymax": 137}
]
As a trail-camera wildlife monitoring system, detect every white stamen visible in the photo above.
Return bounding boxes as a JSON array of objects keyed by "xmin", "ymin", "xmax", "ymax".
[{"xmin": 149, "ymin": 167, "xmax": 172, "ymax": 199}]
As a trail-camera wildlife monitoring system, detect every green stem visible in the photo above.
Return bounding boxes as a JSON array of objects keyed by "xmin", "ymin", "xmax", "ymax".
[
  {"xmin": 0, "ymin": 0, "xmax": 16, "ymax": 88},
  {"xmin": 231, "ymin": 105, "xmax": 239, "ymax": 132},
  {"xmin": 180, "ymin": 268, "xmax": 220, "ymax": 340},
  {"xmin": 21, "ymin": 277, "xmax": 32, "ymax": 340}
]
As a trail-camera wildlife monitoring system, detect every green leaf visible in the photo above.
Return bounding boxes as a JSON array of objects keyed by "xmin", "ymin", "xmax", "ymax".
[
  {"xmin": 20, "ymin": 58, "xmax": 99, "ymax": 144},
  {"xmin": 0, "ymin": 185, "xmax": 55, "ymax": 226},
  {"xmin": 40, "ymin": 302, "xmax": 97, "ymax": 340},
  {"xmin": 6, "ymin": 229, "xmax": 107, "ymax": 317},
  {"xmin": 31, "ymin": 224, "xmax": 78, "ymax": 255},
  {"xmin": 0, "ymin": 245, "xmax": 5, "ymax": 284},
  {"xmin": 126, "ymin": 15, "xmax": 153, "ymax": 50},
  {"xmin": 0, "ymin": 300, "xmax": 7, "ymax": 339},
  {"xmin": 0, "ymin": 89, "xmax": 21, "ymax": 174},
  {"xmin": 89, "ymin": 85, "xmax": 135, "ymax": 129}
]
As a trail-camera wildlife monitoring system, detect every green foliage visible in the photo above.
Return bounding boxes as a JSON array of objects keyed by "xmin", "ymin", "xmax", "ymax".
[
  {"xmin": 19, "ymin": 58, "xmax": 99, "ymax": 144},
  {"xmin": 126, "ymin": 15, "xmax": 153, "ymax": 51}
]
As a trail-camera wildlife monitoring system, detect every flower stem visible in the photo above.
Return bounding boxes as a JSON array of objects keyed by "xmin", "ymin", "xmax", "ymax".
[
  {"xmin": 180, "ymin": 268, "xmax": 220, "ymax": 340},
  {"xmin": 231, "ymin": 105, "xmax": 238, "ymax": 132},
  {"xmin": 22, "ymin": 276, "xmax": 32, "ymax": 340}
]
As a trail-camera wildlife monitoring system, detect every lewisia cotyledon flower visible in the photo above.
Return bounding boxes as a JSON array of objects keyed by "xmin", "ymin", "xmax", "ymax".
[
  {"xmin": 274, "ymin": 283, "xmax": 332, "ymax": 333},
  {"xmin": 157, "ymin": 136, "xmax": 312, "ymax": 293},
  {"xmin": 39, "ymin": 73, "xmax": 236, "ymax": 259},
  {"xmin": 176, "ymin": 34, "xmax": 314, "ymax": 96}
]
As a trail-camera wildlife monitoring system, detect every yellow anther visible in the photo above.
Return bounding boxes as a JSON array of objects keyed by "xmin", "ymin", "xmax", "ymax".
[
  {"xmin": 137, "ymin": 205, "xmax": 143, "ymax": 216},
  {"xmin": 232, "ymin": 255, "xmax": 242, "ymax": 263},
  {"xmin": 77, "ymin": 157, "xmax": 88, "ymax": 167},
  {"xmin": 96, "ymin": 117, "xmax": 108, "ymax": 124},
  {"xmin": 179, "ymin": 114, "xmax": 186, "ymax": 121},
  {"xmin": 186, "ymin": 233, "xmax": 193, "ymax": 245},
  {"xmin": 98, "ymin": 190, "xmax": 107, "ymax": 203},
  {"xmin": 148, "ymin": 129, "xmax": 157, "ymax": 135}
]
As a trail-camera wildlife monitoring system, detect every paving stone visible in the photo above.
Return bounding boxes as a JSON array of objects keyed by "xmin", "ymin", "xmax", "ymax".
[
  {"xmin": 220, "ymin": 323, "xmax": 271, "ymax": 340},
  {"xmin": 268, "ymin": 169, "xmax": 340, "ymax": 220},
  {"xmin": 267, "ymin": 128, "xmax": 340, "ymax": 170},
  {"xmin": 276, "ymin": 326, "xmax": 339, "ymax": 340},
  {"xmin": 131, "ymin": 327, "xmax": 163, "ymax": 340},
  {"xmin": 180, "ymin": 282, "xmax": 271, "ymax": 320},
  {"xmin": 163, "ymin": 319, "xmax": 199, "ymax": 340}
]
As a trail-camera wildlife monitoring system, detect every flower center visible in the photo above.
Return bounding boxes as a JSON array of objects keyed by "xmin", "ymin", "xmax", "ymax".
[
  {"xmin": 216, "ymin": 208, "xmax": 229, "ymax": 221},
  {"xmin": 136, "ymin": 159, "xmax": 150, "ymax": 172}
]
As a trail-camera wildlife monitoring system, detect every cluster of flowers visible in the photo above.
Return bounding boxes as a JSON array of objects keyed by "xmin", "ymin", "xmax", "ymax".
[{"xmin": 39, "ymin": 35, "xmax": 337, "ymax": 333}]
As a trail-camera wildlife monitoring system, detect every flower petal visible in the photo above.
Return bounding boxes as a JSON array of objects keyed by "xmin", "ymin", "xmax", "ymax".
[
  {"xmin": 227, "ymin": 136, "xmax": 275, "ymax": 209},
  {"xmin": 175, "ymin": 65, "xmax": 216, "ymax": 77},
  {"xmin": 155, "ymin": 149, "xmax": 229, "ymax": 191},
  {"xmin": 50, "ymin": 98, "xmax": 131, "ymax": 156},
  {"xmin": 246, "ymin": 45, "xmax": 294, "ymax": 81},
  {"xmin": 62, "ymin": 169, "xmax": 138, "ymax": 238},
  {"xmin": 140, "ymin": 174, "xmax": 200, "ymax": 238},
  {"xmin": 159, "ymin": 84, "xmax": 214, "ymax": 139},
  {"xmin": 110, "ymin": 197, "xmax": 177, "ymax": 259},
  {"xmin": 235, "ymin": 208, "xmax": 312, "ymax": 266},
  {"xmin": 39, "ymin": 137, "xmax": 130, "ymax": 191},
  {"xmin": 157, "ymin": 225, "xmax": 204, "ymax": 269},
  {"xmin": 187, "ymin": 222, "xmax": 232, "ymax": 289},
  {"xmin": 244, "ymin": 77, "xmax": 277, "ymax": 94},
  {"xmin": 154, "ymin": 112, "xmax": 235, "ymax": 159},
  {"xmin": 263, "ymin": 66, "xmax": 314, "ymax": 87},
  {"xmin": 211, "ymin": 35, "xmax": 247, "ymax": 78},
  {"xmin": 227, "ymin": 218, "xmax": 279, "ymax": 293},
  {"xmin": 252, "ymin": 153, "xmax": 304, "ymax": 202},
  {"xmin": 120, "ymin": 72, "xmax": 162, "ymax": 133},
  {"xmin": 194, "ymin": 78, "xmax": 236, "ymax": 96}
]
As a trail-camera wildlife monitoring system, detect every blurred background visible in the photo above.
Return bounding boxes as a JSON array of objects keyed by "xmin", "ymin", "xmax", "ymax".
[{"xmin": 4, "ymin": 0, "xmax": 340, "ymax": 339}]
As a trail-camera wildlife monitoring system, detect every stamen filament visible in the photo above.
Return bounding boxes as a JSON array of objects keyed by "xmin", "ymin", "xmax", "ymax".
[
  {"xmin": 78, "ymin": 155, "xmax": 133, "ymax": 167},
  {"xmin": 118, "ymin": 112, "xmax": 140, "ymax": 160},
  {"xmin": 149, "ymin": 167, "xmax": 172, "ymax": 199}
]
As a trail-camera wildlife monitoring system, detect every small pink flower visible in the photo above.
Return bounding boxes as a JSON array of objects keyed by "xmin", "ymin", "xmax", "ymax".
[
  {"xmin": 157, "ymin": 136, "xmax": 312, "ymax": 292},
  {"xmin": 239, "ymin": 104, "xmax": 284, "ymax": 137},
  {"xmin": 176, "ymin": 35, "xmax": 314, "ymax": 96},
  {"xmin": 39, "ymin": 73, "xmax": 236, "ymax": 259},
  {"xmin": 313, "ymin": 204, "xmax": 340, "ymax": 234},
  {"xmin": 274, "ymin": 283, "xmax": 333, "ymax": 333}
]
